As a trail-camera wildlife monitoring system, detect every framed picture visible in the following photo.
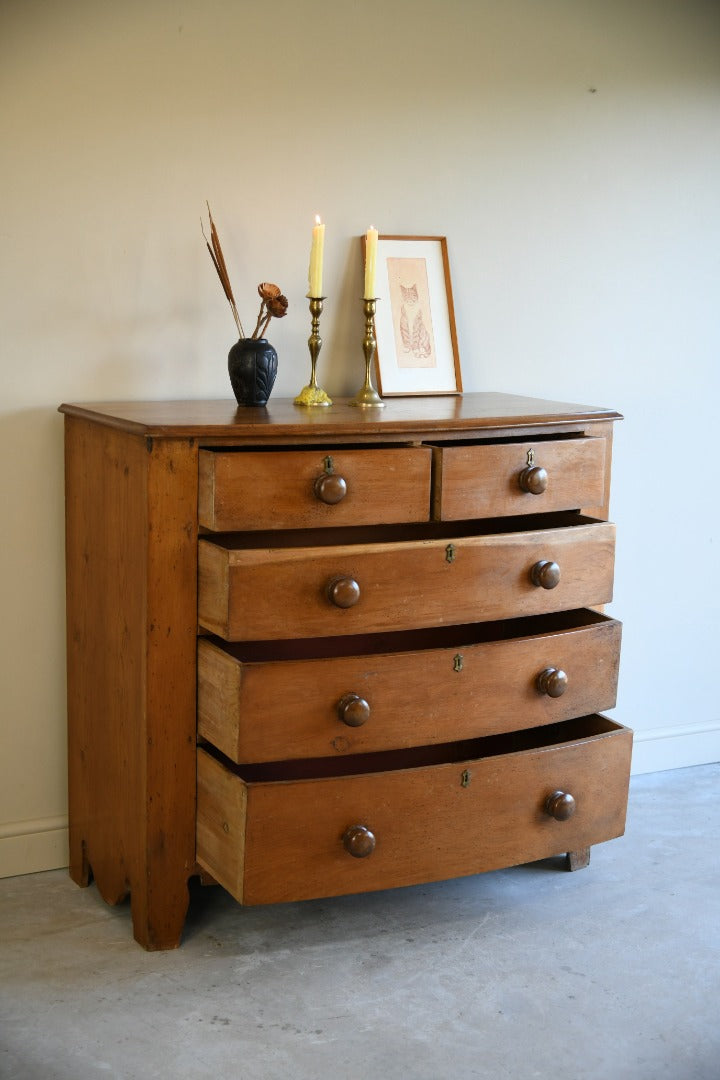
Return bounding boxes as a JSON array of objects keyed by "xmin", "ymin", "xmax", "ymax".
[{"xmin": 367, "ymin": 235, "xmax": 462, "ymax": 396}]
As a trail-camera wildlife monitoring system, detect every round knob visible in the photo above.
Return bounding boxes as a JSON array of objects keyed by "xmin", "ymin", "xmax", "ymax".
[
  {"xmin": 519, "ymin": 465, "xmax": 548, "ymax": 495},
  {"xmin": 342, "ymin": 825, "xmax": 376, "ymax": 858},
  {"xmin": 327, "ymin": 577, "xmax": 361, "ymax": 608},
  {"xmin": 530, "ymin": 559, "xmax": 560, "ymax": 590},
  {"xmin": 536, "ymin": 667, "xmax": 568, "ymax": 698},
  {"xmin": 545, "ymin": 790, "xmax": 576, "ymax": 821},
  {"xmin": 314, "ymin": 472, "xmax": 347, "ymax": 505},
  {"xmin": 337, "ymin": 693, "xmax": 370, "ymax": 727}
]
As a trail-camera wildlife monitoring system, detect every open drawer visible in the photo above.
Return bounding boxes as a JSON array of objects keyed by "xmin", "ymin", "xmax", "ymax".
[
  {"xmin": 196, "ymin": 715, "xmax": 633, "ymax": 905},
  {"xmin": 198, "ymin": 513, "xmax": 616, "ymax": 640},
  {"xmin": 198, "ymin": 610, "xmax": 622, "ymax": 762}
]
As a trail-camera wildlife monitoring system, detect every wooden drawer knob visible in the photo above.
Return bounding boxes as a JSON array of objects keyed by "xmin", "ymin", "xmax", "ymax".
[
  {"xmin": 519, "ymin": 465, "xmax": 548, "ymax": 495},
  {"xmin": 314, "ymin": 472, "xmax": 347, "ymax": 505},
  {"xmin": 327, "ymin": 577, "xmax": 361, "ymax": 608},
  {"xmin": 342, "ymin": 825, "xmax": 376, "ymax": 858},
  {"xmin": 536, "ymin": 667, "xmax": 568, "ymax": 697},
  {"xmin": 530, "ymin": 559, "xmax": 560, "ymax": 590},
  {"xmin": 545, "ymin": 790, "xmax": 576, "ymax": 821},
  {"xmin": 337, "ymin": 692, "xmax": 370, "ymax": 727}
]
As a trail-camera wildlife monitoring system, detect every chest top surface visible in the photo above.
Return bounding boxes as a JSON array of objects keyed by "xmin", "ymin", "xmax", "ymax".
[{"xmin": 59, "ymin": 392, "xmax": 621, "ymax": 441}]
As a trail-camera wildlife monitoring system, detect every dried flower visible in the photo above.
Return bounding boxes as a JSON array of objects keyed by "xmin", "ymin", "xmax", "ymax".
[
  {"xmin": 202, "ymin": 207, "xmax": 289, "ymax": 340},
  {"xmin": 266, "ymin": 293, "xmax": 289, "ymax": 318},
  {"xmin": 252, "ymin": 283, "xmax": 288, "ymax": 339}
]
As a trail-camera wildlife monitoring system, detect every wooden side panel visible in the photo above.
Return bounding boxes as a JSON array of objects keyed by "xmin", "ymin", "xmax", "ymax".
[
  {"xmin": 232, "ymin": 723, "xmax": 633, "ymax": 905},
  {"xmin": 433, "ymin": 436, "xmax": 607, "ymax": 520},
  {"xmin": 197, "ymin": 638, "xmax": 245, "ymax": 756},
  {"xmin": 198, "ymin": 522, "xmax": 616, "ymax": 641},
  {"xmin": 198, "ymin": 618, "xmax": 622, "ymax": 763},
  {"xmin": 580, "ymin": 422, "xmax": 615, "ymax": 520},
  {"xmin": 198, "ymin": 447, "xmax": 433, "ymax": 531},
  {"xmin": 65, "ymin": 418, "xmax": 146, "ymax": 902},
  {"xmin": 197, "ymin": 541, "xmax": 230, "ymax": 634},
  {"xmin": 196, "ymin": 750, "xmax": 248, "ymax": 903},
  {"xmin": 64, "ymin": 419, "xmax": 198, "ymax": 949},
  {"xmin": 197, "ymin": 449, "xmax": 216, "ymax": 528}
]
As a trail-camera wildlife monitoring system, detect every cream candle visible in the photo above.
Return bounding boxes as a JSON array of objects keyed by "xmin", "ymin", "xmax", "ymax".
[
  {"xmin": 364, "ymin": 226, "xmax": 378, "ymax": 299},
  {"xmin": 308, "ymin": 216, "xmax": 325, "ymax": 297}
]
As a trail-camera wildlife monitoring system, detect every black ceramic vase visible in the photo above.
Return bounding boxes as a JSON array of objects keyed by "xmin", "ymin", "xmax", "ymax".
[{"xmin": 228, "ymin": 338, "xmax": 278, "ymax": 406}]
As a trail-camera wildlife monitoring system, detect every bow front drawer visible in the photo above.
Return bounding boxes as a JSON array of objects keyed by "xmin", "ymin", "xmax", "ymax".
[
  {"xmin": 432, "ymin": 435, "xmax": 608, "ymax": 520},
  {"xmin": 199, "ymin": 446, "xmax": 433, "ymax": 531},
  {"xmin": 197, "ymin": 514, "xmax": 615, "ymax": 641},
  {"xmin": 196, "ymin": 715, "xmax": 632, "ymax": 906},
  {"xmin": 198, "ymin": 610, "xmax": 621, "ymax": 763}
]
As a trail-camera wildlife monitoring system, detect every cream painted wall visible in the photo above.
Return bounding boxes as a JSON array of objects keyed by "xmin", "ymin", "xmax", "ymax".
[{"xmin": 2, "ymin": 0, "xmax": 719, "ymax": 876}]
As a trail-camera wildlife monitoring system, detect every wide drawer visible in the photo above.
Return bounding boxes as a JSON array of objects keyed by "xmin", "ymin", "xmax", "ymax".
[
  {"xmin": 197, "ymin": 514, "xmax": 615, "ymax": 640},
  {"xmin": 196, "ymin": 715, "xmax": 633, "ymax": 905},
  {"xmin": 198, "ymin": 446, "xmax": 433, "ymax": 531},
  {"xmin": 198, "ymin": 610, "xmax": 622, "ymax": 763},
  {"xmin": 432, "ymin": 436, "xmax": 607, "ymax": 520}
]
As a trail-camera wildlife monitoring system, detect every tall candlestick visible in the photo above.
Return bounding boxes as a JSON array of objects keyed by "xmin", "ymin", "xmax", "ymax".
[
  {"xmin": 364, "ymin": 226, "xmax": 378, "ymax": 299},
  {"xmin": 308, "ymin": 215, "xmax": 325, "ymax": 297},
  {"xmin": 294, "ymin": 296, "xmax": 333, "ymax": 407},
  {"xmin": 348, "ymin": 297, "xmax": 385, "ymax": 408}
]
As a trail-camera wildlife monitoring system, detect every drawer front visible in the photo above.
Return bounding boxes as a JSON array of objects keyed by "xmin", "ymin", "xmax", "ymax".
[
  {"xmin": 198, "ymin": 613, "xmax": 622, "ymax": 762},
  {"xmin": 198, "ymin": 447, "xmax": 433, "ymax": 531},
  {"xmin": 198, "ymin": 520, "xmax": 615, "ymax": 640},
  {"xmin": 433, "ymin": 437, "xmax": 607, "ymax": 520},
  {"xmin": 196, "ymin": 717, "xmax": 633, "ymax": 905}
]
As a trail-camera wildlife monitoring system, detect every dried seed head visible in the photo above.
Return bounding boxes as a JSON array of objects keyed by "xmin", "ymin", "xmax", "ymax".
[{"xmin": 266, "ymin": 294, "xmax": 289, "ymax": 318}]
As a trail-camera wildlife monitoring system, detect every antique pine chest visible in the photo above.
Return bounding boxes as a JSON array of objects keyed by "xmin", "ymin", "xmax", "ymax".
[{"xmin": 60, "ymin": 394, "xmax": 630, "ymax": 949}]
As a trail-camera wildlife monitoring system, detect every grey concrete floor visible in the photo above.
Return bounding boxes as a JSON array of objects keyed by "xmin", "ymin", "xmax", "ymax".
[{"xmin": 1, "ymin": 763, "xmax": 718, "ymax": 1080}]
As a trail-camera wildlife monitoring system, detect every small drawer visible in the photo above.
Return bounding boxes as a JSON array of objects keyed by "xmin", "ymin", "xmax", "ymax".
[
  {"xmin": 432, "ymin": 436, "xmax": 607, "ymax": 520},
  {"xmin": 198, "ymin": 446, "xmax": 433, "ymax": 531},
  {"xmin": 198, "ymin": 611, "xmax": 622, "ymax": 763},
  {"xmin": 197, "ymin": 514, "xmax": 615, "ymax": 641},
  {"xmin": 196, "ymin": 715, "xmax": 633, "ymax": 905}
]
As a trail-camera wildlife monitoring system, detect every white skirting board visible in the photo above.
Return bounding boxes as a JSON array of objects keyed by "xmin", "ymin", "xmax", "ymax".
[
  {"xmin": 0, "ymin": 816, "xmax": 69, "ymax": 879},
  {"xmin": 630, "ymin": 721, "xmax": 720, "ymax": 775},
  {"xmin": 0, "ymin": 725, "xmax": 718, "ymax": 877}
]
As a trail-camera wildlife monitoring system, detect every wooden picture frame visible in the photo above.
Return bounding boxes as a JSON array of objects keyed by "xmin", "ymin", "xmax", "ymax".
[{"xmin": 366, "ymin": 235, "xmax": 462, "ymax": 396}]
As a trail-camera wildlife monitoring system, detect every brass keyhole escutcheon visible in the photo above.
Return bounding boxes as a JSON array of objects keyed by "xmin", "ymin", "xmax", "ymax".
[
  {"xmin": 446, "ymin": 544, "xmax": 456, "ymax": 564},
  {"xmin": 453, "ymin": 654, "xmax": 464, "ymax": 672},
  {"xmin": 461, "ymin": 769, "xmax": 471, "ymax": 788}
]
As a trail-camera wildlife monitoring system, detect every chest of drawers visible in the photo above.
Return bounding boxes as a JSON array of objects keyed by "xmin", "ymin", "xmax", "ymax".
[{"xmin": 60, "ymin": 394, "xmax": 631, "ymax": 949}]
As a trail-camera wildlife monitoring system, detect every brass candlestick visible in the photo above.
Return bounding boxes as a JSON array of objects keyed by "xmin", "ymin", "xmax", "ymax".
[
  {"xmin": 349, "ymin": 298, "xmax": 385, "ymax": 407},
  {"xmin": 294, "ymin": 296, "xmax": 332, "ymax": 406}
]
